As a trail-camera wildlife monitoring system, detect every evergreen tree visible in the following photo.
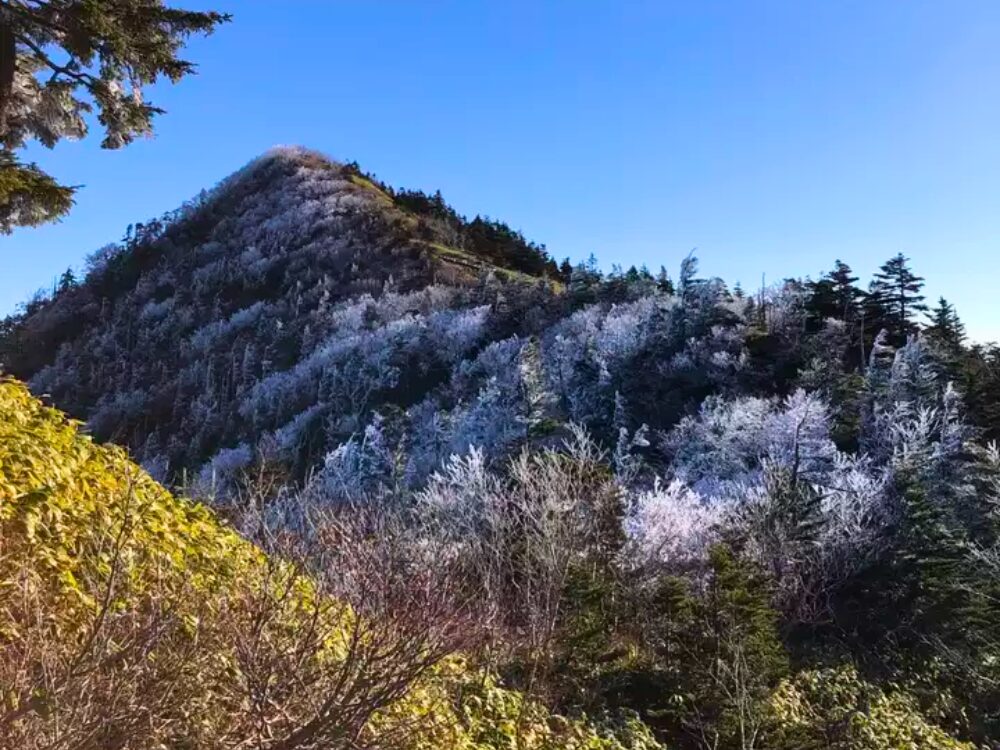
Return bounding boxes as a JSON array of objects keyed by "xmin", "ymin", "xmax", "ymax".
[
  {"xmin": 0, "ymin": 0, "xmax": 230, "ymax": 232},
  {"xmin": 751, "ymin": 464, "xmax": 825, "ymax": 600},
  {"xmin": 926, "ymin": 297, "xmax": 967, "ymax": 351},
  {"xmin": 828, "ymin": 259, "xmax": 863, "ymax": 318},
  {"xmin": 867, "ymin": 253, "xmax": 928, "ymax": 346},
  {"xmin": 559, "ymin": 256, "xmax": 573, "ymax": 281},
  {"xmin": 56, "ymin": 267, "xmax": 76, "ymax": 293},
  {"xmin": 963, "ymin": 344, "xmax": 1000, "ymax": 444},
  {"xmin": 890, "ymin": 476, "xmax": 971, "ymax": 654},
  {"xmin": 678, "ymin": 253, "xmax": 699, "ymax": 303},
  {"xmin": 568, "ymin": 254, "xmax": 602, "ymax": 304},
  {"xmin": 656, "ymin": 265, "xmax": 674, "ymax": 295},
  {"xmin": 925, "ymin": 297, "xmax": 967, "ymax": 382},
  {"xmin": 653, "ymin": 545, "xmax": 788, "ymax": 750},
  {"xmin": 805, "ymin": 260, "xmax": 863, "ymax": 330}
]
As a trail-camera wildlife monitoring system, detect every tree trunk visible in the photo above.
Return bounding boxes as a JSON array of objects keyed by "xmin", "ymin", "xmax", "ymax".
[{"xmin": 0, "ymin": 7, "xmax": 15, "ymax": 141}]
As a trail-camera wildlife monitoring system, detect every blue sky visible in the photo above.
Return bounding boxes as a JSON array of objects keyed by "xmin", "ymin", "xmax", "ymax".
[{"xmin": 4, "ymin": 1, "xmax": 1000, "ymax": 341}]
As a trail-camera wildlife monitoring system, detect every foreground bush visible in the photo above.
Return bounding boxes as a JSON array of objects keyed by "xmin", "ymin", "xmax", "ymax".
[
  {"xmin": 765, "ymin": 666, "xmax": 973, "ymax": 750},
  {"xmin": 0, "ymin": 378, "xmax": 660, "ymax": 749}
]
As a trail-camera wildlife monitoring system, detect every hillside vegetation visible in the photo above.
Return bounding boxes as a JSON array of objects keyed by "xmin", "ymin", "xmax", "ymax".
[
  {"xmin": 3, "ymin": 148, "xmax": 1000, "ymax": 748},
  {"xmin": 0, "ymin": 147, "xmax": 566, "ymax": 483},
  {"xmin": 1, "ymin": 378, "xmax": 984, "ymax": 749},
  {"xmin": 0, "ymin": 377, "xmax": 668, "ymax": 749}
]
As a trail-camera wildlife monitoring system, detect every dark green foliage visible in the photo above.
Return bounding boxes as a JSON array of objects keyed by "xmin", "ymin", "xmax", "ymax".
[
  {"xmin": 568, "ymin": 254, "xmax": 602, "ymax": 304},
  {"xmin": 962, "ymin": 344, "xmax": 1000, "ymax": 443},
  {"xmin": 926, "ymin": 298, "xmax": 967, "ymax": 350},
  {"xmin": 805, "ymin": 260, "xmax": 864, "ymax": 329},
  {"xmin": 656, "ymin": 266, "xmax": 675, "ymax": 296},
  {"xmin": 544, "ymin": 543, "xmax": 790, "ymax": 748},
  {"xmin": 0, "ymin": 0, "xmax": 229, "ymax": 231},
  {"xmin": 867, "ymin": 253, "xmax": 928, "ymax": 346},
  {"xmin": 625, "ymin": 546, "xmax": 789, "ymax": 749},
  {"xmin": 543, "ymin": 562, "xmax": 625, "ymax": 708},
  {"xmin": 892, "ymin": 479, "xmax": 970, "ymax": 646},
  {"xmin": 925, "ymin": 298, "xmax": 968, "ymax": 382},
  {"xmin": 823, "ymin": 471, "xmax": 972, "ymax": 675},
  {"xmin": 0, "ymin": 151, "xmax": 75, "ymax": 232},
  {"xmin": 56, "ymin": 267, "xmax": 77, "ymax": 293},
  {"xmin": 559, "ymin": 257, "xmax": 574, "ymax": 281},
  {"xmin": 344, "ymin": 163, "xmax": 560, "ymax": 279},
  {"xmin": 746, "ymin": 466, "xmax": 825, "ymax": 601}
]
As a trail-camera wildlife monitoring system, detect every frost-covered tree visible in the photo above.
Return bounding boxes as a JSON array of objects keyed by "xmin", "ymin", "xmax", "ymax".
[
  {"xmin": 861, "ymin": 336, "xmax": 950, "ymax": 464},
  {"xmin": 664, "ymin": 390, "xmax": 836, "ymax": 497},
  {"xmin": 0, "ymin": 0, "xmax": 229, "ymax": 231},
  {"xmin": 316, "ymin": 414, "xmax": 399, "ymax": 502},
  {"xmin": 625, "ymin": 478, "xmax": 724, "ymax": 570}
]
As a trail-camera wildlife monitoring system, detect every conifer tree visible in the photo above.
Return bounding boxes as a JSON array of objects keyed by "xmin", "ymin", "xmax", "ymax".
[
  {"xmin": 924, "ymin": 297, "xmax": 968, "ymax": 383},
  {"xmin": 56, "ymin": 266, "xmax": 75, "ymax": 292},
  {"xmin": 0, "ymin": 0, "xmax": 230, "ymax": 232},
  {"xmin": 558, "ymin": 257, "xmax": 573, "ymax": 281},
  {"xmin": 962, "ymin": 344, "xmax": 1000, "ymax": 444},
  {"xmin": 867, "ymin": 253, "xmax": 928, "ymax": 346},
  {"xmin": 891, "ymin": 477, "xmax": 971, "ymax": 653},
  {"xmin": 926, "ymin": 297, "xmax": 967, "ymax": 351},
  {"xmin": 806, "ymin": 260, "xmax": 863, "ymax": 326},
  {"xmin": 656, "ymin": 265, "xmax": 674, "ymax": 295},
  {"xmin": 670, "ymin": 545, "xmax": 788, "ymax": 749}
]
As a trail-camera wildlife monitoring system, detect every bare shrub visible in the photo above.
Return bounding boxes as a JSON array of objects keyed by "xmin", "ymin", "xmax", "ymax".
[{"xmin": 1, "ymin": 475, "xmax": 478, "ymax": 749}]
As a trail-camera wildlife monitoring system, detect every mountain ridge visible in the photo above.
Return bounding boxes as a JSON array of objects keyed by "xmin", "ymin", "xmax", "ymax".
[{"xmin": 0, "ymin": 146, "xmax": 567, "ymax": 486}]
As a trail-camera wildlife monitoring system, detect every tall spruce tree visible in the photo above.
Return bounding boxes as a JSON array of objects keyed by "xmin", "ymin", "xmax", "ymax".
[
  {"xmin": 926, "ymin": 297, "xmax": 967, "ymax": 350},
  {"xmin": 0, "ymin": 0, "xmax": 229, "ymax": 232},
  {"xmin": 925, "ymin": 297, "xmax": 968, "ymax": 382},
  {"xmin": 867, "ymin": 253, "xmax": 928, "ymax": 346}
]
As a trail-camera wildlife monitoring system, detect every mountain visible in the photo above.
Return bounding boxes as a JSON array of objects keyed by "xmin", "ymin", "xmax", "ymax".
[
  {"xmin": 3, "ymin": 147, "xmax": 997, "ymax": 748},
  {"xmin": 8, "ymin": 147, "xmax": 997, "ymax": 502},
  {"xmin": 0, "ymin": 147, "xmax": 570, "ymax": 488},
  {"xmin": 0, "ymin": 146, "xmax": 766, "ymax": 498}
]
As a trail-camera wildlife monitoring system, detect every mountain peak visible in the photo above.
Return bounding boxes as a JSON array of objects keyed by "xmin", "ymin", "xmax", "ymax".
[{"xmin": 0, "ymin": 148, "xmax": 563, "ymax": 481}]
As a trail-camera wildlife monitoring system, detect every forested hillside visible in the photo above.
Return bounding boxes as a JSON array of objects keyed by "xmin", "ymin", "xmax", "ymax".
[
  {"xmin": 3, "ymin": 147, "xmax": 1000, "ymax": 748},
  {"xmin": 0, "ymin": 147, "xmax": 563, "ymax": 485}
]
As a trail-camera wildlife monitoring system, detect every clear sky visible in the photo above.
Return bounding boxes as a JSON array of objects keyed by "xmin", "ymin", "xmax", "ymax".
[{"xmin": 4, "ymin": 1, "xmax": 1000, "ymax": 341}]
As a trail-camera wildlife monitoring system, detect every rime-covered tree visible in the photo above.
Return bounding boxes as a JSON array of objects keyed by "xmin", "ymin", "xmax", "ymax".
[{"xmin": 0, "ymin": 0, "xmax": 229, "ymax": 232}]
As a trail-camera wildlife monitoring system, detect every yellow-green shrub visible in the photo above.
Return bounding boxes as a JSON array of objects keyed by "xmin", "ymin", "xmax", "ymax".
[
  {"xmin": 766, "ymin": 665, "xmax": 973, "ymax": 750},
  {"xmin": 396, "ymin": 661, "xmax": 663, "ymax": 750},
  {"xmin": 0, "ymin": 377, "xmax": 255, "ymax": 606}
]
